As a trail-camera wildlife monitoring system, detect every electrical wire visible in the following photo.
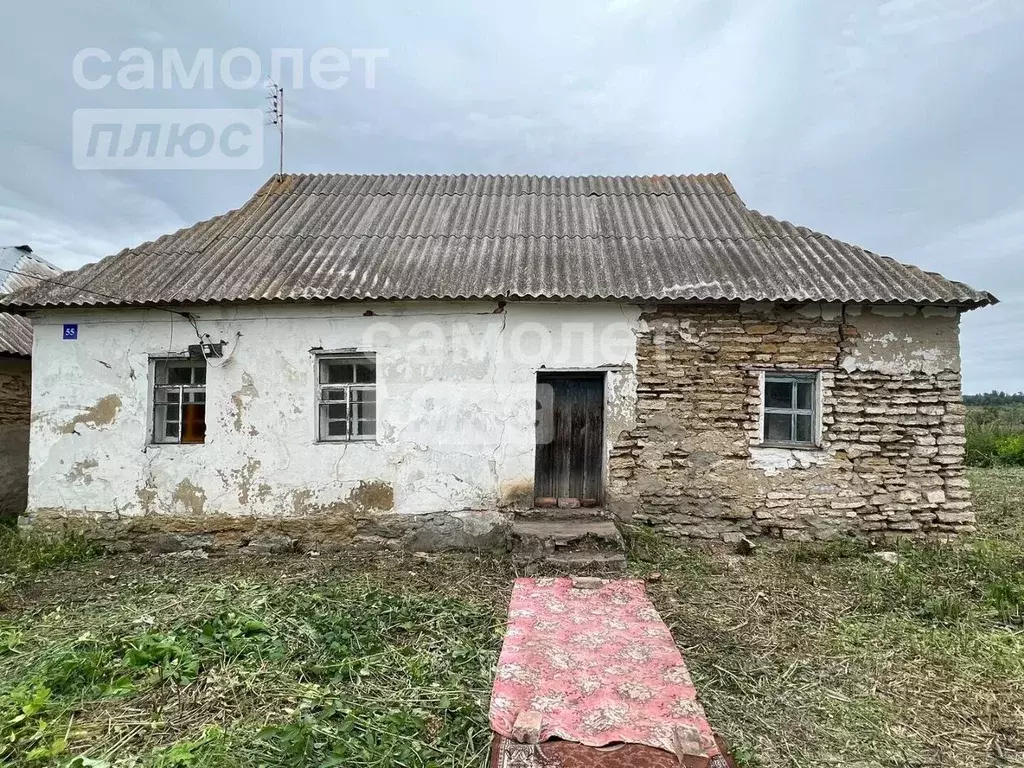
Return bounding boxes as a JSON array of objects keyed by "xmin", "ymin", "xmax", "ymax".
[
  {"xmin": 0, "ymin": 265, "xmax": 241, "ymax": 364},
  {"xmin": 0, "ymin": 266, "xmax": 189, "ymax": 320}
]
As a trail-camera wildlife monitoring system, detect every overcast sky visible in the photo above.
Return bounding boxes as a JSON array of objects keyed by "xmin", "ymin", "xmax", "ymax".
[{"xmin": 0, "ymin": 0, "xmax": 1020, "ymax": 392}]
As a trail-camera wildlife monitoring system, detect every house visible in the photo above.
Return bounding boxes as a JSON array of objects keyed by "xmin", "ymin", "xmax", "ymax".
[
  {"xmin": 0, "ymin": 245, "xmax": 61, "ymax": 520},
  {"xmin": 0, "ymin": 174, "xmax": 995, "ymax": 553}
]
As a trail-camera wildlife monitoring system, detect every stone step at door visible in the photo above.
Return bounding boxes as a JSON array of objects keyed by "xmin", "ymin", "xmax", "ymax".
[{"xmin": 510, "ymin": 518, "xmax": 626, "ymax": 573}]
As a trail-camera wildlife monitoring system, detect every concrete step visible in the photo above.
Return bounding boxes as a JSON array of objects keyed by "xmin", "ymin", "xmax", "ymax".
[
  {"xmin": 515, "ymin": 506, "xmax": 616, "ymax": 522},
  {"xmin": 509, "ymin": 520, "xmax": 622, "ymax": 561},
  {"xmin": 521, "ymin": 551, "xmax": 628, "ymax": 575}
]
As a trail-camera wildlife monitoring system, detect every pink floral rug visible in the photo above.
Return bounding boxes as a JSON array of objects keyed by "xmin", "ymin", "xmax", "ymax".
[{"xmin": 489, "ymin": 578, "xmax": 722, "ymax": 761}]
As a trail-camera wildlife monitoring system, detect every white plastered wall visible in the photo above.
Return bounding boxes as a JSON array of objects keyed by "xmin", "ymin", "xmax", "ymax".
[{"xmin": 26, "ymin": 301, "xmax": 641, "ymax": 521}]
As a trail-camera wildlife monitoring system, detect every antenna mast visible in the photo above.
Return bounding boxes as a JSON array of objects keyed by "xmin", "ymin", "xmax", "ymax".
[{"xmin": 266, "ymin": 79, "xmax": 284, "ymax": 180}]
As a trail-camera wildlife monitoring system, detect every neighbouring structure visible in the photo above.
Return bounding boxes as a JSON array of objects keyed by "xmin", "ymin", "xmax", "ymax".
[
  {"xmin": 0, "ymin": 246, "xmax": 61, "ymax": 520},
  {"xmin": 1, "ymin": 174, "xmax": 995, "ymax": 553}
]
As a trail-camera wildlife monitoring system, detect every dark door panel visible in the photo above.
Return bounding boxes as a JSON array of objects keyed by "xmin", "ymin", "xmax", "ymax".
[{"xmin": 535, "ymin": 374, "xmax": 604, "ymax": 502}]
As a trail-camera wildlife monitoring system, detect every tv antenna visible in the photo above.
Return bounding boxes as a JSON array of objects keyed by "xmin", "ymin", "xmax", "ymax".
[{"xmin": 266, "ymin": 79, "xmax": 284, "ymax": 180}]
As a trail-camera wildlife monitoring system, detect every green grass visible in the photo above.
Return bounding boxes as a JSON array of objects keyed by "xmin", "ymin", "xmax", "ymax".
[
  {"xmin": 1, "ymin": 468, "xmax": 1023, "ymax": 766},
  {"xmin": 0, "ymin": 527, "xmax": 97, "ymax": 575},
  {"xmin": 966, "ymin": 405, "xmax": 1024, "ymax": 467},
  {"xmin": 0, "ymin": 555, "xmax": 512, "ymax": 767}
]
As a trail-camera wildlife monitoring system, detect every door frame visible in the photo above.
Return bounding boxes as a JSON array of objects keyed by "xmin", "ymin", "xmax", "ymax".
[{"xmin": 534, "ymin": 370, "xmax": 607, "ymax": 506}]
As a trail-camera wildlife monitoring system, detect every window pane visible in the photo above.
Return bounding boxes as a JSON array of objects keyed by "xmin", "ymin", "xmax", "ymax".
[
  {"xmin": 327, "ymin": 403, "xmax": 348, "ymax": 421},
  {"xmin": 355, "ymin": 362, "xmax": 375, "ymax": 383},
  {"xmin": 795, "ymin": 414, "xmax": 813, "ymax": 443},
  {"xmin": 352, "ymin": 387, "xmax": 375, "ymax": 404},
  {"xmin": 765, "ymin": 412, "xmax": 792, "ymax": 442},
  {"xmin": 327, "ymin": 419, "xmax": 347, "ymax": 437},
  {"xmin": 322, "ymin": 388, "xmax": 347, "ymax": 402},
  {"xmin": 164, "ymin": 421, "xmax": 179, "ymax": 439},
  {"xmin": 765, "ymin": 381, "xmax": 793, "ymax": 409},
  {"xmin": 324, "ymin": 362, "xmax": 354, "ymax": 384},
  {"xmin": 181, "ymin": 403, "xmax": 206, "ymax": 444},
  {"xmin": 353, "ymin": 399, "xmax": 376, "ymax": 425},
  {"xmin": 796, "ymin": 382, "xmax": 814, "ymax": 411},
  {"xmin": 193, "ymin": 365, "xmax": 207, "ymax": 385},
  {"xmin": 158, "ymin": 389, "xmax": 180, "ymax": 404},
  {"xmin": 167, "ymin": 365, "xmax": 193, "ymax": 385},
  {"xmin": 356, "ymin": 419, "xmax": 376, "ymax": 436}
]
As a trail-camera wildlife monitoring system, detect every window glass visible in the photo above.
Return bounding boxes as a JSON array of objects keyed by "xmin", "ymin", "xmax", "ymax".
[
  {"xmin": 317, "ymin": 356, "xmax": 376, "ymax": 441},
  {"xmin": 324, "ymin": 362, "xmax": 354, "ymax": 384},
  {"xmin": 152, "ymin": 359, "xmax": 207, "ymax": 445},
  {"xmin": 795, "ymin": 414, "xmax": 813, "ymax": 443},
  {"xmin": 765, "ymin": 381, "xmax": 792, "ymax": 409},
  {"xmin": 765, "ymin": 412, "xmax": 792, "ymax": 442},
  {"xmin": 763, "ymin": 374, "xmax": 817, "ymax": 446},
  {"xmin": 355, "ymin": 362, "xmax": 375, "ymax": 383},
  {"xmin": 167, "ymin": 365, "xmax": 193, "ymax": 386},
  {"xmin": 796, "ymin": 382, "xmax": 814, "ymax": 411}
]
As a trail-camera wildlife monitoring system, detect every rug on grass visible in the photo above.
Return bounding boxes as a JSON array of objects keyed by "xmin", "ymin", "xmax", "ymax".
[
  {"xmin": 489, "ymin": 734, "xmax": 736, "ymax": 768},
  {"xmin": 489, "ymin": 577, "xmax": 723, "ymax": 763}
]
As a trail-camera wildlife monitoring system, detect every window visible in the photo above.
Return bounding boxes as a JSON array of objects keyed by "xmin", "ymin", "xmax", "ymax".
[
  {"xmin": 763, "ymin": 374, "xmax": 817, "ymax": 446},
  {"xmin": 152, "ymin": 359, "xmax": 207, "ymax": 444},
  {"xmin": 317, "ymin": 355, "xmax": 376, "ymax": 441}
]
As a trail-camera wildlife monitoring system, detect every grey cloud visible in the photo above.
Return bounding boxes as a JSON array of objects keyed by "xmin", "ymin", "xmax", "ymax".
[{"xmin": 0, "ymin": 0, "xmax": 1020, "ymax": 391}]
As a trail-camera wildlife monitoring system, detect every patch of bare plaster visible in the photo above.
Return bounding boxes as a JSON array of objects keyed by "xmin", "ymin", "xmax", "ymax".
[
  {"xmin": 172, "ymin": 479, "xmax": 207, "ymax": 516},
  {"xmin": 607, "ymin": 368, "xmax": 638, "ymax": 434},
  {"xmin": 231, "ymin": 373, "xmax": 259, "ymax": 433},
  {"xmin": 136, "ymin": 476, "xmax": 158, "ymax": 515},
  {"xmin": 60, "ymin": 395, "xmax": 122, "ymax": 434},
  {"xmin": 349, "ymin": 480, "xmax": 395, "ymax": 512},
  {"xmin": 499, "ymin": 478, "xmax": 534, "ymax": 509},
  {"xmin": 66, "ymin": 458, "xmax": 99, "ymax": 485},
  {"xmin": 749, "ymin": 446, "xmax": 832, "ymax": 476},
  {"xmin": 840, "ymin": 307, "xmax": 961, "ymax": 376},
  {"xmin": 289, "ymin": 480, "xmax": 394, "ymax": 519},
  {"xmin": 232, "ymin": 458, "xmax": 268, "ymax": 506}
]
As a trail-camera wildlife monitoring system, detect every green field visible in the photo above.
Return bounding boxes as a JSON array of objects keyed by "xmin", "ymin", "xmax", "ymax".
[
  {"xmin": 2, "ymin": 469, "xmax": 1023, "ymax": 767},
  {"xmin": 966, "ymin": 404, "xmax": 1024, "ymax": 467}
]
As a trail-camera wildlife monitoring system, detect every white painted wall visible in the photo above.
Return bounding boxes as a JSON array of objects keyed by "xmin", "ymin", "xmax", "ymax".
[{"xmin": 27, "ymin": 301, "xmax": 641, "ymax": 521}]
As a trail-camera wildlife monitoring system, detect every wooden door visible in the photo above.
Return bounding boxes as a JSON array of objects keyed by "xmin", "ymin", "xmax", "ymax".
[{"xmin": 535, "ymin": 374, "xmax": 604, "ymax": 503}]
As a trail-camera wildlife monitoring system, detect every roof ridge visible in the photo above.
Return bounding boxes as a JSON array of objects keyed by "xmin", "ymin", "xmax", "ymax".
[
  {"xmin": 129, "ymin": 233, "xmax": 783, "ymax": 251},
  {"xmin": 293, "ymin": 189, "xmax": 739, "ymax": 197},
  {"xmin": 273, "ymin": 171, "xmax": 733, "ymax": 181}
]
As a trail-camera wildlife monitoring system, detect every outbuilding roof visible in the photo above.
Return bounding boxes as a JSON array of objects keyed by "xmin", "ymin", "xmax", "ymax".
[
  {"xmin": 0, "ymin": 174, "xmax": 995, "ymax": 312},
  {"xmin": 0, "ymin": 246, "xmax": 61, "ymax": 356}
]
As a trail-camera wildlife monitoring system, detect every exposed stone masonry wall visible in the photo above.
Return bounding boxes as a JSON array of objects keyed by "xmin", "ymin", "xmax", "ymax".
[
  {"xmin": 0, "ymin": 359, "xmax": 32, "ymax": 519},
  {"xmin": 608, "ymin": 303, "xmax": 972, "ymax": 541}
]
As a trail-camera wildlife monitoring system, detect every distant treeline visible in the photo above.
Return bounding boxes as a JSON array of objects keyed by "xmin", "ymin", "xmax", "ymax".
[{"xmin": 964, "ymin": 391, "xmax": 1024, "ymax": 406}]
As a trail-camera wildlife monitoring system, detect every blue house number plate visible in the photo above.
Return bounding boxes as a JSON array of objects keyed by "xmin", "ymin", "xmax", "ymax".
[{"xmin": 63, "ymin": 323, "xmax": 78, "ymax": 340}]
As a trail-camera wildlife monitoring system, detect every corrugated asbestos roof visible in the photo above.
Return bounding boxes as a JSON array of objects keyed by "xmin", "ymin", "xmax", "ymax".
[
  {"xmin": 0, "ymin": 246, "xmax": 61, "ymax": 356},
  {"xmin": 0, "ymin": 174, "xmax": 995, "ymax": 312}
]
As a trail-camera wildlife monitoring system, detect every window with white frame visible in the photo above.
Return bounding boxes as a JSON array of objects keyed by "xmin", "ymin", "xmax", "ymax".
[
  {"xmin": 152, "ymin": 359, "xmax": 207, "ymax": 444},
  {"xmin": 317, "ymin": 355, "xmax": 376, "ymax": 441},
  {"xmin": 763, "ymin": 373, "xmax": 817, "ymax": 446}
]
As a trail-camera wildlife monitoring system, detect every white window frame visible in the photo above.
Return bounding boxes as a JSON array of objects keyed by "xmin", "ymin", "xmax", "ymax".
[
  {"xmin": 151, "ymin": 357, "xmax": 207, "ymax": 445},
  {"xmin": 316, "ymin": 354, "xmax": 377, "ymax": 442},
  {"xmin": 761, "ymin": 371, "xmax": 820, "ymax": 448}
]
